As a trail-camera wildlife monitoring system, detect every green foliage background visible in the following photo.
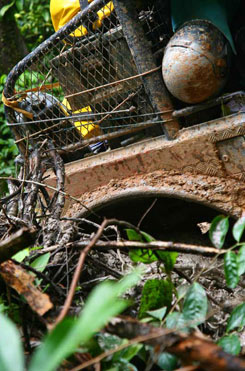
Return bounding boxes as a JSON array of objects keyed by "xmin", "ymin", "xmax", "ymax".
[
  {"xmin": 0, "ymin": 0, "xmax": 53, "ymax": 191},
  {"xmin": 14, "ymin": 0, "xmax": 53, "ymax": 49}
]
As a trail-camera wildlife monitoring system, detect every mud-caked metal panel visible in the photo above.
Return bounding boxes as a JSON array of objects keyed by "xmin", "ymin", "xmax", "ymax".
[{"xmin": 217, "ymin": 136, "xmax": 245, "ymax": 180}]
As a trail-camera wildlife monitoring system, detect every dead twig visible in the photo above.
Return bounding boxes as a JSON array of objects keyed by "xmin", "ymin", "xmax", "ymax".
[
  {"xmin": 71, "ymin": 240, "xmax": 226, "ymax": 257},
  {"xmin": 137, "ymin": 198, "xmax": 157, "ymax": 228},
  {"xmin": 106, "ymin": 318, "xmax": 245, "ymax": 371},
  {"xmin": 70, "ymin": 316, "xmax": 245, "ymax": 371}
]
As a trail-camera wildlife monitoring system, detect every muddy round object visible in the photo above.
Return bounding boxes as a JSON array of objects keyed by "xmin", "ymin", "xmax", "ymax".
[{"xmin": 162, "ymin": 20, "xmax": 232, "ymax": 104}]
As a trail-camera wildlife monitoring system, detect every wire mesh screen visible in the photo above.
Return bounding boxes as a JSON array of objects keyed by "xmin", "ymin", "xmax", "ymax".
[{"xmin": 4, "ymin": 0, "xmax": 172, "ymax": 160}]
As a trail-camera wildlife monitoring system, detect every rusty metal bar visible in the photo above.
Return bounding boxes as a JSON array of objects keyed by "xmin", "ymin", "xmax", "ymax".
[
  {"xmin": 57, "ymin": 118, "xmax": 172, "ymax": 154},
  {"xmin": 173, "ymin": 91, "xmax": 245, "ymax": 118},
  {"xmin": 113, "ymin": 0, "xmax": 180, "ymax": 139}
]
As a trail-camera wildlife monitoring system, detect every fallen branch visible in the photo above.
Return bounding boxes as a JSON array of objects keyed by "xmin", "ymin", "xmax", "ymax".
[
  {"xmin": 70, "ymin": 316, "xmax": 245, "ymax": 371},
  {"xmin": 71, "ymin": 240, "xmax": 226, "ymax": 257},
  {"xmin": 0, "ymin": 227, "xmax": 37, "ymax": 264},
  {"xmin": 105, "ymin": 318, "xmax": 245, "ymax": 371}
]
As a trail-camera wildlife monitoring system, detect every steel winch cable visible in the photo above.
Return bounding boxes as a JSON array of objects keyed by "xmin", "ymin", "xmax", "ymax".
[{"xmin": 8, "ymin": 110, "xmax": 172, "ymax": 127}]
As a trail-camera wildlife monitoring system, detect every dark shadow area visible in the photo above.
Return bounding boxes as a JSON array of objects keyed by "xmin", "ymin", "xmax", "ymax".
[{"xmin": 89, "ymin": 196, "xmax": 228, "ymax": 245}]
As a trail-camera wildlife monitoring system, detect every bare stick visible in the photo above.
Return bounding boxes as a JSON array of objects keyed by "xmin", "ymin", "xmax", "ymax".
[
  {"xmin": 65, "ymin": 66, "xmax": 162, "ymax": 99},
  {"xmin": 137, "ymin": 198, "xmax": 157, "ymax": 228},
  {"xmin": 71, "ymin": 240, "xmax": 226, "ymax": 257},
  {"xmin": 70, "ymin": 317, "xmax": 245, "ymax": 371}
]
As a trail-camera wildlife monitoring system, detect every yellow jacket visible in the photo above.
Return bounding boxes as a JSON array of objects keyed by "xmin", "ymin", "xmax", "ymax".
[{"xmin": 50, "ymin": 0, "xmax": 114, "ymax": 37}]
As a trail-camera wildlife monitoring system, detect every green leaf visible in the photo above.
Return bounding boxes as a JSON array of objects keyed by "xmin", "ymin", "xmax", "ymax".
[
  {"xmin": 157, "ymin": 251, "xmax": 178, "ymax": 274},
  {"xmin": 0, "ymin": 314, "xmax": 24, "ymax": 371},
  {"xmin": 125, "ymin": 229, "xmax": 142, "ymax": 242},
  {"xmin": 97, "ymin": 333, "xmax": 122, "ymax": 352},
  {"xmin": 237, "ymin": 245, "xmax": 245, "ymax": 276},
  {"xmin": 29, "ymin": 270, "xmax": 141, "ymax": 371},
  {"xmin": 209, "ymin": 215, "xmax": 229, "ymax": 248},
  {"xmin": 227, "ymin": 303, "xmax": 245, "ymax": 332},
  {"xmin": 127, "ymin": 229, "xmax": 157, "ymax": 264},
  {"xmin": 165, "ymin": 312, "xmax": 187, "ymax": 331},
  {"xmin": 112, "ymin": 343, "xmax": 143, "ymax": 363},
  {"xmin": 15, "ymin": 0, "xmax": 24, "ymax": 11},
  {"xmin": 31, "ymin": 253, "xmax": 50, "ymax": 273},
  {"xmin": 177, "ymin": 285, "xmax": 189, "ymax": 300},
  {"xmin": 140, "ymin": 231, "xmax": 155, "ymax": 242},
  {"xmin": 218, "ymin": 335, "xmax": 241, "ymax": 355},
  {"xmin": 0, "ymin": 1, "xmax": 15, "ymax": 18},
  {"xmin": 233, "ymin": 216, "xmax": 245, "ymax": 242},
  {"xmin": 139, "ymin": 231, "xmax": 178, "ymax": 271},
  {"xmin": 224, "ymin": 251, "xmax": 239, "ymax": 289},
  {"xmin": 139, "ymin": 279, "xmax": 172, "ymax": 319},
  {"xmin": 182, "ymin": 283, "xmax": 208, "ymax": 326},
  {"xmin": 157, "ymin": 352, "xmax": 178, "ymax": 371},
  {"xmin": 12, "ymin": 248, "xmax": 30, "ymax": 262},
  {"xmin": 146, "ymin": 306, "xmax": 167, "ymax": 321},
  {"xmin": 129, "ymin": 249, "xmax": 157, "ymax": 264}
]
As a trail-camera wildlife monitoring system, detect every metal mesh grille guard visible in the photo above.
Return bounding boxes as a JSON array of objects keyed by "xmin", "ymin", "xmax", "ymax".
[{"xmin": 4, "ymin": 0, "xmax": 178, "ymax": 160}]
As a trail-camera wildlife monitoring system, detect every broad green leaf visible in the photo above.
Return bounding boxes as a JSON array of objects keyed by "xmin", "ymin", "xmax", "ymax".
[
  {"xmin": 140, "ymin": 231, "xmax": 155, "ymax": 242},
  {"xmin": 126, "ymin": 229, "xmax": 142, "ymax": 242},
  {"xmin": 209, "ymin": 216, "xmax": 229, "ymax": 249},
  {"xmin": 146, "ymin": 306, "xmax": 167, "ymax": 321},
  {"xmin": 165, "ymin": 312, "xmax": 181, "ymax": 329},
  {"xmin": 224, "ymin": 251, "xmax": 239, "ymax": 289},
  {"xmin": 139, "ymin": 279, "xmax": 172, "ymax": 319},
  {"xmin": 129, "ymin": 249, "xmax": 157, "ymax": 264},
  {"xmin": 112, "ymin": 343, "xmax": 143, "ymax": 363},
  {"xmin": 182, "ymin": 283, "xmax": 208, "ymax": 326},
  {"xmin": 233, "ymin": 216, "xmax": 245, "ymax": 242},
  {"xmin": 165, "ymin": 312, "xmax": 186, "ymax": 330},
  {"xmin": 12, "ymin": 248, "xmax": 29, "ymax": 262},
  {"xmin": 0, "ymin": 314, "xmax": 24, "ymax": 371},
  {"xmin": 15, "ymin": 0, "xmax": 24, "ymax": 11},
  {"xmin": 31, "ymin": 253, "xmax": 50, "ymax": 273},
  {"xmin": 218, "ymin": 335, "xmax": 241, "ymax": 355},
  {"xmin": 29, "ymin": 270, "xmax": 141, "ymax": 371},
  {"xmin": 127, "ymin": 229, "xmax": 157, "ymax": 264},
  {"xmin": 0, "ymin": 1, "xmax": 15, "ymax": 18},
  {"xmin": 237, "ymin": 246, "xmax": 245, "ymax": 276},
  {"xmin": 141, "ymin": 231, "xmax": 178, "ymax": 271},
  {"xmin": 227, "ymin": 303, "xmax": 245, "ymax": 332},
  {"xmin": 157, "ymin": 352, "xmax": 178, "ymax": 371},
  {"xmin": 97, "ymin": 333, "xmax": 122, "ymax": 352},
  {"xmin": 157, "ymin": 251, "xmax": 178, "ymax": 273},
  {"xmin": 177, "ymin": 285, "xmax": 189, "ymax": 300}
]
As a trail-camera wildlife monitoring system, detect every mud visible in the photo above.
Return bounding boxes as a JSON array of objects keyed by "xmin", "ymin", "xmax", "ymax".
[{"xmin": 65, "ymin": 169, "xmax": 245, "ymax": 219}]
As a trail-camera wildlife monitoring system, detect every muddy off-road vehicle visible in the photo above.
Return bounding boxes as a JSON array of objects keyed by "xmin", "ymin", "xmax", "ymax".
[{"xmin": 3, "ymin": 0, "xmax": 245, "ymax": 242}]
